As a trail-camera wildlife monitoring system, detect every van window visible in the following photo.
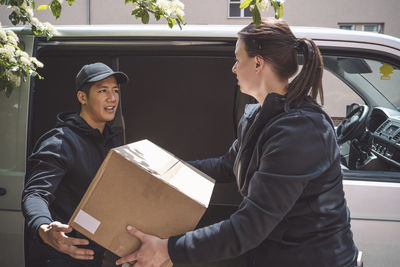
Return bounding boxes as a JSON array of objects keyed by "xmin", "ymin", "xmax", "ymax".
[{"xmin": 322, "ymin": 69, "xmax": 364, "ymax": 125}]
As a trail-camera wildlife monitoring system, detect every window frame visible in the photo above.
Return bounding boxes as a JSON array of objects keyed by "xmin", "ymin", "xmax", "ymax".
[
  {"xmin": 362, "ymin": 23, "xmax": 383, "ymax": 33},
  {"xmin": 338, "ymin": 23, "xmax": 384, "ymax": 34},
  {"xmin": 228, "ymin": 0, "xmax": 252, "ymax": 19}
]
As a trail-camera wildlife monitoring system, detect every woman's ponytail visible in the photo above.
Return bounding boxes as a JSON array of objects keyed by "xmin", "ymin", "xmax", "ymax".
[
  {"xmin": 286, "ymin": 38, "xmax": 324, "ymax": 107},
  {"xmin": 239, "ymin": 18, "xmax": 324, "ymax": 108}
]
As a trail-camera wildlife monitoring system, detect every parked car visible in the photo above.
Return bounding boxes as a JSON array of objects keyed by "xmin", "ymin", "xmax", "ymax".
[{"xmin": 1, "ymin": 24, "xmax": 399, "ymax": 267}]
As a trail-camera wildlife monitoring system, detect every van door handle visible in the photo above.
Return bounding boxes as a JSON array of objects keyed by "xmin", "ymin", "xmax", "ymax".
[{"xmin": 0, "ymin": 187, "xmax": 7, "ymax": 196}]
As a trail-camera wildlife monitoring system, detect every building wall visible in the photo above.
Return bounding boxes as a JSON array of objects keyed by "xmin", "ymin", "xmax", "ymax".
[
  {"xmin": 283, "ymin": 0, "xmax": 400, "ymax": 37},
  {"xmin": 1, "ymin": 0, "xmax": 398, "ymax": 37}
]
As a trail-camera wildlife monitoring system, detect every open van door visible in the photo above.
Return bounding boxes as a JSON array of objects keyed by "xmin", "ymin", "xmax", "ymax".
[{"xmin": 0, "ymin": 33, "xmax": 36, "ymax": 267}]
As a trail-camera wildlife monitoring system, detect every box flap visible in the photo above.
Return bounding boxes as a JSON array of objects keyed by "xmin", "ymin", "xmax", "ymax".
[
  {"xmin": 113, "ymin": 139, "xmax": 178, "ymax": 177},
  {"xmin": 162, "ymin": 161, "xmax": 215, "ymax": 207}
]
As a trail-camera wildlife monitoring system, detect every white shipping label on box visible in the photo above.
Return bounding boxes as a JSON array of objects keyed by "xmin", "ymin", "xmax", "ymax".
[{"xmin": 73, "ymin": 210, "xmax": 101, "ymax": 234}]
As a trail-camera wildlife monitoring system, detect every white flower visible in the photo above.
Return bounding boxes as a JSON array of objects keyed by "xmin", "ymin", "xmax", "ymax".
[
  {"xmin": 170, "ymin": 0, "xmax": 184, "ymax": 16},
  {"xmin": 20, "ymin": 1, "xmax": 34, "ymax": 17},
  {"xmin": 156, "ymin": 0, "xmax": 170, "ymax": 10},
  {"xmin": 20, "ymin": 1, "xmax": 28, "ymax": 9},
  {"xmin": 0, "ymin": 28, "xmax": 7, "ymax": 43},
  {"xmin": 20, "ymin": 50, "xmax": 30, "ymax": 59},
  {"xmin": 6, "ymin": 30, "xmax": 19, "ymax": 46},
  {"xmin": 0, "ymin": 48, "xmax": 11, "ymax": 60},
  {"xmin": 15, "ymin": 49, "xmax": 23, "ymax": 57},
  {"xmin": 175, "ymin": 9, "xmax": 184, "ymax": 17},
  {"xmin": 31, "ymin": 57, "xmax": 44, "ymax": 68},
  {"xmin": 170, "ymin": 0, "xmax": 184, "ymax": 11},
  {"xmin": 156, "ymin": 0, "xmax": 184, "ymax": 17},
  {"xmin": 257, "ymin": 0, "xmax": 269, "ymax": 11},
  {"xmin": 12, "ymin": 6, "xmax": 21, "ymax": 15},
  {"xmin": 43, "ymin": 22, "xmax": 57, "ymax": 35},
  {"xmin": 6, "ymin": 29, "xmax": 18, "ymax": 40},
  {"xmin": 9, "ymin": 57, "xmax": 17, "ymax": 64},
  {"xmin": 20, "ymin": 56, "xmax": 31, "ymax": 66},
  {"xmin": 3, "ymin": 44, "xmax": 16, "ymax": 58},
  {"xmin": 275, "ymin": 0, "xmax": 285, "ymax": 4},
  {"xmin": 132, "ymin": 3, "xmax": 140, "ymax": 9},
  {"xmin": 30, "ymin": 17, "xmax": 40, "ymax": 26}
]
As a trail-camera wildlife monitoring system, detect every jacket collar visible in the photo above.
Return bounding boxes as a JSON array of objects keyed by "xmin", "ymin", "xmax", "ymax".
[
  {"xmin": 243, "ymin": 92, "xmax": 286, "ymax": 128},
  {"xmin": 56, "ymin": 112, "xmax": 119, "ymax": 142}
]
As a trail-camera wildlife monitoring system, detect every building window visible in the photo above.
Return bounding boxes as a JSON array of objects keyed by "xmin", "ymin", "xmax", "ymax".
[
  {"xmin": 363, "ymin": 24, "xmax": 383, "ymax": 33},
  {"xmin": 229, "ymin": 0, "xmax": 252, "ymax": 18},
  {"xmin": 338, "ymin": 25, "xmax": 355, "ymax": 31},
  {"xmin": 338, "ymin": 23, "xmax": 384, "ymax": 33}
]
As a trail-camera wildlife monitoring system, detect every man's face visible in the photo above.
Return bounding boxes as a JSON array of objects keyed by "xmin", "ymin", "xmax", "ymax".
[{"xmin": 81, "ymin": 76, "xmax": 120, "ymax": 125}]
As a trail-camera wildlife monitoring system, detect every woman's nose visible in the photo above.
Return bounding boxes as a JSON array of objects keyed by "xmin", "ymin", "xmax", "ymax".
[{"xmin": 232, "ymin": 62, "xmax": 237, "ymax": 74}]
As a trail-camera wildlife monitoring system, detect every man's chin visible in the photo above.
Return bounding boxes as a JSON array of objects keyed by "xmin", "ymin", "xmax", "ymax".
[{"xmin": 103, "ymin": 114, "xmax": 116, "ymax": 122}]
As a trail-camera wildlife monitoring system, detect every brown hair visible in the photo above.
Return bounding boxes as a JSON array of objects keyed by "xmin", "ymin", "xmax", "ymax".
[
  {"xmin": 238, "ymin": 17, "xmax": 324, "ymax": 107},
  {"xmin": 79, "ymin": 82, "xmax": 94, "ymax": 99}
]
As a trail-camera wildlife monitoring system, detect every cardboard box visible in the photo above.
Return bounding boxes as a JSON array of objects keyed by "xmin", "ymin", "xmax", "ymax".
[{"xmin": 68, "ymin": 139, "xmax": 215, "ymax": 258}]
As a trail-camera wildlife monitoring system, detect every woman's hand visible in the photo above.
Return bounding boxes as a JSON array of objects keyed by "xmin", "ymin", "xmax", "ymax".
[
  {"xmin": 116, "ymin": 225, "xmax": 171, "ymax": 267},
  {"xmin": 38, "ymin": 221, "xmax": 94, "ymax": 260}
]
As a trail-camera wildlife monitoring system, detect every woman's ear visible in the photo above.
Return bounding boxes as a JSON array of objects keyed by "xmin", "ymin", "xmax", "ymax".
[
  {"xmin": 255, "ymin": 55, "xmax": 264, "ymax": 72},
  {"xmin": 77, "ymin": 91, "xmax": 87, "ymax": 105}
]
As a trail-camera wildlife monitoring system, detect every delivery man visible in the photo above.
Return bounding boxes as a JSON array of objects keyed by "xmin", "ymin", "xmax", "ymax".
[{"xmin": 22, "ymin": 62, "xmax": 129, "ymax": 267}]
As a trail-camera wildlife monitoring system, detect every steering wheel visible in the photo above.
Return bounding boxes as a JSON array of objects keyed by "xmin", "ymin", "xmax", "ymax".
[{"xmin": 336, "ymin": 104, "xmax": 369, "ymax": 145}]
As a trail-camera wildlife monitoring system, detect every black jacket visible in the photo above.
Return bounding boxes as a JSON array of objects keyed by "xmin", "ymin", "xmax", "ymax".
[
  {"xmin": 22, "ymin": 112, "xmax": 122, "ymax": 267},
  {"xmin": 168, "ymin": 93, "xmax": 358, "ymax": 266}
]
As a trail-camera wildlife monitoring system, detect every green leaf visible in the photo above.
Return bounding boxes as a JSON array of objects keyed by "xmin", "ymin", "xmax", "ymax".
[
  {"xmin": 141, "ymin": 0, "xmax": 150, "ymax": 8},
  {"xmin": 19, "ymin": 8, "xmax": 30, "ymax": 23},
  {"xmin": 154, "ymin": 12, "xmax": 161, "ymax": 21},
  {"xmin": 37, "ymin": 5, "xmax": 48, "ymax": 11},
  {"xmin": 12, "ymin": 0, "xmax": 24, "ymax": 5},
  {"xmin": 176, "ymin": 19, "xmax": 183, "ymax": 30},
  {"xmin": 141, "ymin": 10, "xmax": 149, "ymax": 24},
  {"xmin": 8, "ymin": 11, "xmax": 20, "ymax": 25},
  {"xmin": 167, "ymin": 18, "xmax": 175, "ymax": 28},
  {"xmin": 125, "ymin": 0, "xmax": 134, "ymax": 4},
  {"xmin": 252, "ymin": 5, "xmax": 261, "ymax": 26},
  {"xmin": 49, "ymin": 0, "xmax": 62, "ymax": 19},
  {"xmin": 277, "ymin": 3, "xmax": 284, "ymax": 18},
  {"xmin": 240, "ymin": 0, "xmax": 253, "ymax": 9},
  {"xmin": 66, "ymin": 0, "xmax": 74, "ymax": 6},
  {"xmin": 131, "ymin": 8, "xmax": 139, "ymax": 15},
  {"xmin": 176, "ymin": 14, "xmax": 184, "ymax": 23}
]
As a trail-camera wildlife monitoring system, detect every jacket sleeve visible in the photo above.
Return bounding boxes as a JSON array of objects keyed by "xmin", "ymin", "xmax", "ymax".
[
  {"xmin": 188, "ymin": 139, "xmax": 239, "ymax": 183},
  {"xmin": 22, "ymin": 130, "xmax": 75, "ymax": 240},
  {"xmin": 168, "ymin": 114, "xmax": 335, "ymax": 264}
]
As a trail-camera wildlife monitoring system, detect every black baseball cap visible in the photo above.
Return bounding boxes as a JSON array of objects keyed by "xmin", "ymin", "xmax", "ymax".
[{"xmin": 75, "ymin": 62, "xmax": 129, "ymax": 91}]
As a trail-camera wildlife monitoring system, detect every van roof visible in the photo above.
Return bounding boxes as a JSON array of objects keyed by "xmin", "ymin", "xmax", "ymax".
[{"xmin": 8, "ymin": 24, "xmax": 400, "ymax": 50}]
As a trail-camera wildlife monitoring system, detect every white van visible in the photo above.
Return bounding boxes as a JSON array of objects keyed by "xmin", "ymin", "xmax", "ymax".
[{"xmin": 1, "ymin": 25, "xmax": 400, "ymax": 267}]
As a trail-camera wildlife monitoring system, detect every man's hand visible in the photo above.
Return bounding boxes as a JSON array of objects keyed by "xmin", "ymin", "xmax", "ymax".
[
  {"xmin": 115, "ymin": 225, "xmax": 171, "ymax": 267},
  {"xmin": 38, "ymin": 221, "xmax": 95, "ymax": 260}
]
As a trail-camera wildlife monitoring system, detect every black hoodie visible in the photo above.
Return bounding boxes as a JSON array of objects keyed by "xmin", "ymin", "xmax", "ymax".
[{"xmin": 22, "ymin": 112, "xmax": 122, "ymax": 267}]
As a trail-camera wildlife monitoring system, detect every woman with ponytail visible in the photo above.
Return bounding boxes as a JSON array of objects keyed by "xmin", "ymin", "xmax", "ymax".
[{"xmin": 117, "ymin": 18, "xmax": 359, "ymax": 267}]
